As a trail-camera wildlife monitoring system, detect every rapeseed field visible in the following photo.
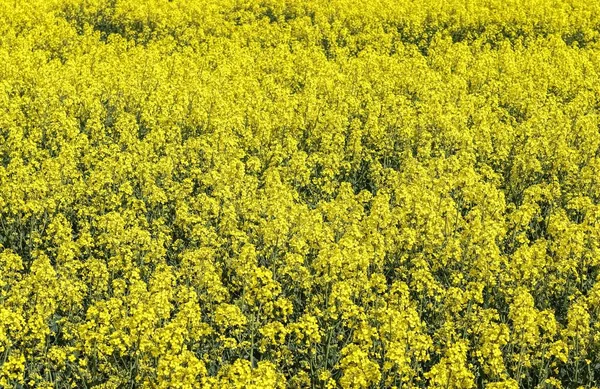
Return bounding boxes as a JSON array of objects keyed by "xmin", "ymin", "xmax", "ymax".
[{"xmin": 2, "ymin": 0, "xmax": 600, "ymax": 387}]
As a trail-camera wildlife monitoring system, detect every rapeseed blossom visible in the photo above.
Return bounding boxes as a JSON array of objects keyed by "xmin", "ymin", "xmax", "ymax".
[{"xmin": 1, "ymin": 0, "xmax": 600, "ymax": 387}]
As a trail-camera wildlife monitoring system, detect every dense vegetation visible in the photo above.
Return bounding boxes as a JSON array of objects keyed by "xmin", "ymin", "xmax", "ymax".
[{"xmin": 2, "ymin": 0, "xmax": 600, "ymax": 387}]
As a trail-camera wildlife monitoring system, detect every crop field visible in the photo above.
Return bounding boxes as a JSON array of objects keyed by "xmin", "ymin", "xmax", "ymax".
[{"xmin": 2, "ymin": 0, "xmax": 600, "ymax": 388}]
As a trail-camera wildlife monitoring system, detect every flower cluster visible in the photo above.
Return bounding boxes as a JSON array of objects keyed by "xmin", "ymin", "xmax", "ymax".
[{"xmin": 2, "ymin": 0, "xmax": 600, "ymax": 387}]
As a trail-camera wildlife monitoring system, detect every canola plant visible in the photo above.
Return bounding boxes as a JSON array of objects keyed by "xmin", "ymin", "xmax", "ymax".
[{"xmin": 1, "ymin": 0, "xmax": 600, "ymax": 388}]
